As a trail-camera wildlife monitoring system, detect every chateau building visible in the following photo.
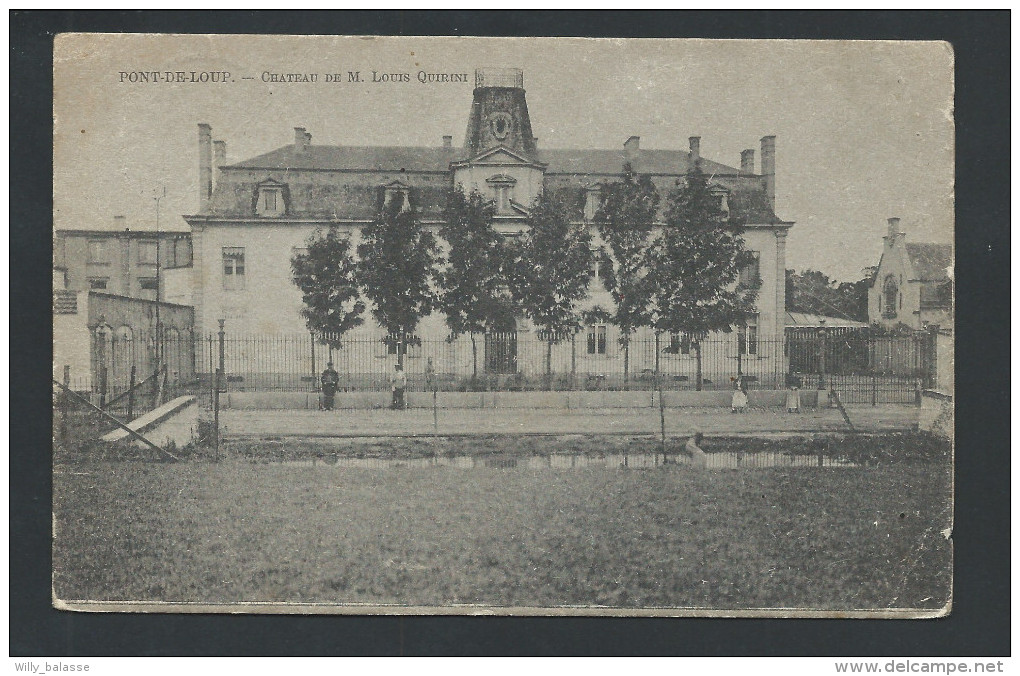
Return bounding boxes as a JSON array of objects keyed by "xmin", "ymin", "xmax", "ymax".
[{"xmin": 184, "ymin": 68, "xmax": 793, "ymax": 384}]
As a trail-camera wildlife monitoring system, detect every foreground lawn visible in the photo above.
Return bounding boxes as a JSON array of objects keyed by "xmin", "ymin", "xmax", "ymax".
[{"xmin": 53, "ymin": 459, "xmax": 950, "ymax": 611}]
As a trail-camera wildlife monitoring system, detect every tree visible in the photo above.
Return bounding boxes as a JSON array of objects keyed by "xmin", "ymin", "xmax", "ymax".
[
  {"xmin": 291, "ymin": 226, "xmax": 366, "ymax": 349},
  {"xmin": 786, "ymin": 269, "xmax": 869, "ymax": 322},
  {"xmin": 508, "ymin": 190, "xmax": 593, "ymax": 388},
  {"xmin": 437, "ymin": 187, "xmax": 515, "ymax": 382},
  {"xmin": 593, "ymin": 164, "xmax": 660, "ymax": 389},
  {"xmin": 647, "ymin": 166, "xmax": 759, "ymax": 390},
  {"xmin": 356, "ymin": 192, "xmax": 440, "ymax": 367}
]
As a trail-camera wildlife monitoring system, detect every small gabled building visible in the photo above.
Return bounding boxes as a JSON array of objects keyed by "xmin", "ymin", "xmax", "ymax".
[{"xmin": 868, "ymin": 218, "xmax": 953, "ymax": 330}]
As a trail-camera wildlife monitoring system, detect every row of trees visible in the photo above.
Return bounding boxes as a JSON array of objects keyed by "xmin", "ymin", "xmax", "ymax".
[{"xmin": 291, "ymin": 164, "xmax": 759, "ymax": 389}]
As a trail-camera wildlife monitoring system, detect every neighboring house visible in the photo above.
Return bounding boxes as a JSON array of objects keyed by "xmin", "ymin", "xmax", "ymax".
[
  {"xmin": 54, "ymin": 218, "xmax": 193, "ymax": 303},
  {"xmin": 867, "ymin": 218, "xmax": 953, "ymax": 330},
  {"xmin": 184, "ymin": 67, "xmax": 793, "ymax": 382}
]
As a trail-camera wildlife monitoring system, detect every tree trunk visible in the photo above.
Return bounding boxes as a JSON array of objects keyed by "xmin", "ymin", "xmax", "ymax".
[
  {"xmin": 623, "ymin": 333, "xmax": 631, "ymax": 391},
  {"xmin": 546, "ymin": 338, "xmax": 553, "ymax": 391},
  {"xmin": 470, "ymin": 332, "xmax": 478, "ymax": 388},
  {"xmin": 694, "ymin": 341, "xmax": 703, "ymax": 391}
]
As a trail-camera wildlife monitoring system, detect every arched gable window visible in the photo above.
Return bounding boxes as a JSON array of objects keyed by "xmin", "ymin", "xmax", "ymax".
[
  {"xmin": 882, "ymin": 274, "xmax": 898, "ymax": 318},
  {"xmin": 486, "ymin": 174, "xmax": 517, "ymax": 214}
]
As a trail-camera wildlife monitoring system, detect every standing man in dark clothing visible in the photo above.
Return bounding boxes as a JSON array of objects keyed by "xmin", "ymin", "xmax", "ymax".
[{"xmin": 321, "ymin": 361, "xmax": 340, "ymax": 411}]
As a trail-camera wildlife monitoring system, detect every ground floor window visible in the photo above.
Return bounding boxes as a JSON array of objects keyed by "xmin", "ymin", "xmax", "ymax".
[
  {"xmin": 739, "ymin": 316, "xmax": 759, "ymax": 355},
  {"xmin": 669, "ymin": 332, "xmax": 690, "ymax": 355},
  {"xmin": 587, "ymin": 324, "xmax": 607, "ymax": 355}
]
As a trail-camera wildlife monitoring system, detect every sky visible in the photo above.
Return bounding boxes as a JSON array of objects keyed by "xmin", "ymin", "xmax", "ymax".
[{"xmin": 53, "ymin": 35, "xmax": 954, "ymax": 282}]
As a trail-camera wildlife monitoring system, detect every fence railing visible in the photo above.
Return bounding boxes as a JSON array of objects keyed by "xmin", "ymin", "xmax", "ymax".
[{"xmin": 62, "ymin": 329, "xmax": 937, "ymax": 404}]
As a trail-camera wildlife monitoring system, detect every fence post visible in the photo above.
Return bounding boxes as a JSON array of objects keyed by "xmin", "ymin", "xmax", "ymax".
[
  {"xmin": 871, "ymin": 374, "xmax": 877, "ymax": 406},
  {"xmin": 61, "ymin": 365, "xmax": 70, "ymax": 446},
  {"xmin": 310, "ymin": 332, "xmax": 317, "ymax": 391},
  {"xmin": 213, "ymin": 367, "xmax": 221, "ymax": 460},
  {"xmin": 99, "ymin": 366, "xmax": 108, "ymax": 408},
  {"xmin": 128, "ymin": 365, "xmax": 137, "ymax": 419},
  {"xmin": 218, "ymin": 320, "xmax": 226, "ymax": 389}
]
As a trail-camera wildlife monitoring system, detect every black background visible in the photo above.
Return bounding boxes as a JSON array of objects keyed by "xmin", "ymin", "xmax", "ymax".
[{"xmin": 11, "ymin": 10, "xmax": 1009, "ymax": 657}]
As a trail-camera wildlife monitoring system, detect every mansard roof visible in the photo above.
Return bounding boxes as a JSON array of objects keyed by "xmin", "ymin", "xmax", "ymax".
[
  {"xmin": 905, "ymin": 243, "xmax": 953, "ymax": 282},
  {"xmin": 230, "ymin": 143, "xmax": 742, "ymax": 177}
]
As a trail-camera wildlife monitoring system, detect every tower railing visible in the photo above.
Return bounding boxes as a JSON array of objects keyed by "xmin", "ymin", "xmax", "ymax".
[{"xmin": 475, "ymin": 68, "xmax": 524, "ymax": 89}]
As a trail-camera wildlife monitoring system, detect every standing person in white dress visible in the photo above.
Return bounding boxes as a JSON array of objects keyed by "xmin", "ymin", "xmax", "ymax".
[
  {"xmin": 731, "ymin": 376, "xmax": 748, "ymax": 413},
  {"xmin": 685, "ymin": 431, "xmax": 708, "ymax": 469}
]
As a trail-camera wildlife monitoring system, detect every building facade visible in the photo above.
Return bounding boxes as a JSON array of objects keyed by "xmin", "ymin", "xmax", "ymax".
[
  {"xmin": 55, "ymin": 221, "xmax": 193, "ymax": 303},
  {"xmin": 867, "ymin": 217, "xmax": 953, "ymax": 330},
  {"xmin": 184, "ymin": 68, "xmax": 793, "ymax": 386}
]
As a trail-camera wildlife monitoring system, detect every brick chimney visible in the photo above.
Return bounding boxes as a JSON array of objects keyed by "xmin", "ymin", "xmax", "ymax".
[
  {"xmin": 689, "ymin": 136, "xmax": 701, "ymax": 166},
  {"xmin": 213, "ymin": 140, "xmax": 226, "ymax": 192},
  {"xmin": 624, "ymin": 135, "xmax": 640, "ymax": 164},
  {"xmin": 198, "ymin": 123, "xmax": 212, "ymax": 212},
  {"xmin": 761, "ymin": 135, "xmax": 776, "ymax": 209},
  {"xmin": 442, "ymin": 135, "xmax": 452, "ymax": 148},
  {"xmin": 532, "ymin": 136, "xmax": 539, "ymax": 149},
  {"xmin": 740, "ymin": 149, "xmax": 755, "ymax": 175},
  {"xmin": 886, "ymin": 217, "xmax": 904, "ymax": 244},
  {"xmin": 294, "ymin": 127, "xmax": 309, "ymax": 151}
]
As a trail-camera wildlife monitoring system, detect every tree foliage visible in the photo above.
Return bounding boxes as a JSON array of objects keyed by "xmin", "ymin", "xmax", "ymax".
[
  {"xmin": 593, "ymin": 164, "xmax": 660, "ymax": 385},
  {"xmin": 508, "ymin": 190, "xmax": 593, "ymax": 378},
  {"xmin": 291, "ymin": 226, "xmax": 365, "ymax": 349},
  {"xmin": 438, "ymin": 187, "xmax": 516, "ymax": 336},
  {"xmin": 647, "ymin": 165, "xmax": 759, "ymax": 388},
  {"xmin": 356, "ymin": 192, "xmax": 440, "ymax": 363},
  {"xmin": 786, "ymin": 269, "xmax": 869, "ymax": 323}
]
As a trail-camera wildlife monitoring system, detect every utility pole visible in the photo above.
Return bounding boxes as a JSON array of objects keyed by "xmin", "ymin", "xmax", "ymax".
[{"xmin": 154, "ymin": 186, "xmax": 166, "ymax": 369}]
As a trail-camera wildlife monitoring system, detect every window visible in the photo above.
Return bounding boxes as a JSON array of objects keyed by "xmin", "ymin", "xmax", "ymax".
[
  {"xmin": 139, "ymin": 278, "xmax": 159, "ymax": 291},
  {"xmin": 669, "ymin": 332, "xmax": 690, "ymax": 355},
  {"xmin": 222, "ymin": 247, "xmax": 246, "ymax": 290},
  {"xmin": 88, "ymin": 239, "xmax": 109, "ymax": 264},
  {"xmin": 882, "ymin": 275, "xmax": 898, "ymax": 318},
  {"xmin": 587, "ymin": 325, "xmax": 607, "ymax": 355},
  {"xmin": 739, "ymin": 315, "xmax": 759, "ymax": 355},
  {"xmin": 584, "ymin": 187, "xmax": 601, "ymax": 221},
  {"xmin": 738, "ymin": 253, "xmax": 761, "ymax": 287},
  {"xmin": 88, "ymin": 277, "xmax": 108, "ymax": 290},
  {"xmin": 138, "ymin": 240, "xmax": 158, "ymax": 265},
  {"xmin": 486, "ymin": 175, "xmax": 516, "ymax": 214},
  {"xmin": 590, "ymin": 248, "xmax": 604, "ymax": 285},
  {"xmin": 255, "ymin": 183, "xmax": 286, "ymax": 217},
  {"xmin": 167, "ymin": 236, "xmax": 193, "ymax": 268},
  {"xmin": 383, "ymin": 182, "xmax": 411, "ymax": 213}
]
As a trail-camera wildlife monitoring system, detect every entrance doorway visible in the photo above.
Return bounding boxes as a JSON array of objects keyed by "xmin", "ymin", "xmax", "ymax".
[{"xmin": 485, "ymin": 320, "xmax": 518, "ymax": 374}]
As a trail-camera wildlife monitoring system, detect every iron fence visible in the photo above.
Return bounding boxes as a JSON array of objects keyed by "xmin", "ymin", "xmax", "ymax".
[{"xmin": 59, "ymin": 328, "xmax": 937, "ymax": 406}]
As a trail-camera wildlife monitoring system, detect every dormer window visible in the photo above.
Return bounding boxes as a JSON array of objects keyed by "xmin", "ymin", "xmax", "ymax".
[
  {"xmin": 383, "ymin": 180, "xmax": 412, "ymax": 213},
  {"xmin": 486, "ymin": 174, "xmax": 517, "ymax": 214},
  {"xmin": 709, "ymin": 184, "xmax": 730, "ymax": 217},
  {"xmin": 255, "ymin": 179, "xmax": 287, "ymax": 217}
]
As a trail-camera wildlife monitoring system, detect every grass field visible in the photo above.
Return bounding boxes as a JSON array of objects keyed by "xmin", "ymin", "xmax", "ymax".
[{"xmin": 53, "ymin": 439, "xmax": 951, "ymax": 611}]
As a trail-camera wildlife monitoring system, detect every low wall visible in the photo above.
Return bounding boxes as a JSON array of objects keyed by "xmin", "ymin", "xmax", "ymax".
[
  {"xmin": 102, "ymin": 395, "xmax": 198, "ymax": 449},
  {"xmin": 919, "ymin": 390, "xmax": 953, "ymax": 440},
  {"xmin": 222, "ymin": 389, "xmax": 820, "ymax": 411}
]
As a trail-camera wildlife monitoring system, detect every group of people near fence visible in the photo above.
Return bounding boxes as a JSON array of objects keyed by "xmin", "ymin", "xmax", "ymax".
[{"xmin": 319, "ymin": 361, "xmax": 409, "ymax": 411}]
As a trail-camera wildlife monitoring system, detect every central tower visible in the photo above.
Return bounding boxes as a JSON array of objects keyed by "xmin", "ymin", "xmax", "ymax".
[{"xmin": 462, "ymin": 68, "xmax": 538, "ymax": 160}]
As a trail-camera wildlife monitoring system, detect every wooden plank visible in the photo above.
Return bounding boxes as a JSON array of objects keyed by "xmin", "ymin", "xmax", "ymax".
[{"xmin": 52, "ymin": 378, "xmax": 179, "ymax": 461}]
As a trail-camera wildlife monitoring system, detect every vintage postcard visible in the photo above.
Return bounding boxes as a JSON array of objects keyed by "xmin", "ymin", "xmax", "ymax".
[{"xmin": 52, "ymin": 34, "xmax": 954, "ymax": 616}]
